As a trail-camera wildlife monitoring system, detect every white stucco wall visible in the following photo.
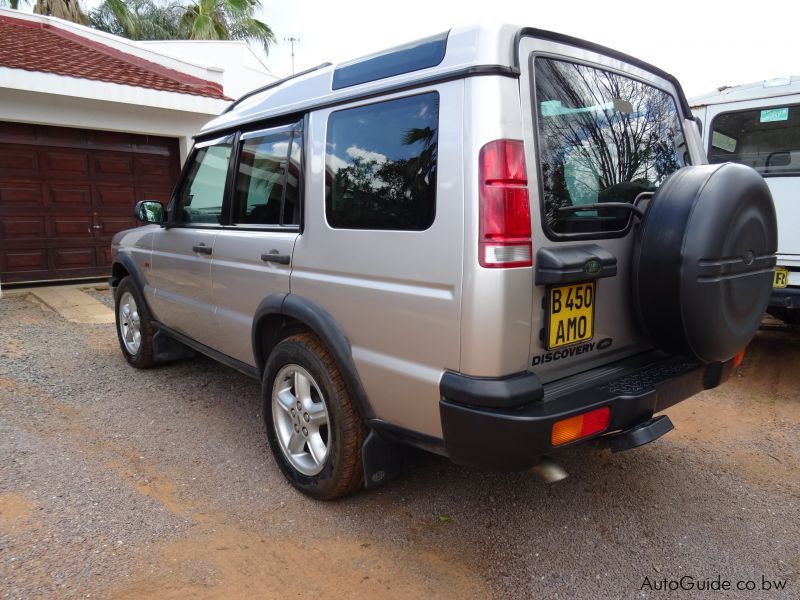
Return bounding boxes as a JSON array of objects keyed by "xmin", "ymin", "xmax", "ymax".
[
  {"xmin": 140, "ymin": 41, "xmax": 279, "ymax": 100},
  {"xmin": 0, "ymin": 86, "xmax": 218, "ymax": 162}
]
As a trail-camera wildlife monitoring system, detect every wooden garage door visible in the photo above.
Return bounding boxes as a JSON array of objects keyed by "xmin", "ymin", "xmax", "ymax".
[{"xmin": 0, "ymin": 122, "xmax": 180, "ymax": 284}]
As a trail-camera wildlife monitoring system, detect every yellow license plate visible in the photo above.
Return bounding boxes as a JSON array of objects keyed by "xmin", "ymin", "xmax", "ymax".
[
  {"xmin": 546, "ymin": 282, "xmax": 596, "ymax": 350},
  {"xmin": 773, "ymin": 268, "xmax": 789, "ymax": 288}
]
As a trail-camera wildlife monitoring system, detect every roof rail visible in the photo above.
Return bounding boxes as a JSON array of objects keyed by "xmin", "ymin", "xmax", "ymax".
[{"xmin": 222, "ymin": 62, "xmax": 333, "ymax": 114}]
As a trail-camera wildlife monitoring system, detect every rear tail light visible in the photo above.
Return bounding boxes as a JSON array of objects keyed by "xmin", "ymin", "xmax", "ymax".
[
  {"xmin": 478, "ymin": 139, "xmax": 532, "ymax": 268},
  {"xmin": 732, "ymin": 348, "xmax": 746, "ymax": 369},
  {"xmin": 551, "ymin": 406, "xmax": 611, "ymax": 446}
]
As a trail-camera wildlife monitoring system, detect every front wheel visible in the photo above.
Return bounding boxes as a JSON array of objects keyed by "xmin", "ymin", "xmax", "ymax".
[
  {"xmin": 114, "ymin": 277, "xmax": 156, "ymax": 369},
  {"xmin": 263, "ymin": 333, "xmax": 365, "ymax": 500}
]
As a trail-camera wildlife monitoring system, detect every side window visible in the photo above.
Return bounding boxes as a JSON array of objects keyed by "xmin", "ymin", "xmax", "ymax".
[
  {"xmin": 284, "ymin": 133, "xmax": 302, "ymax": 226},
  {"xmin": 325, "ymin": 92, "xmax": 439, "ymax": 230},
  {"xmin": 234, "ymin": 126, "xmax": 302, "ymax": 226},
  {"xmin": 177, "ymin": 142, "xmax": 232, "ymax": 225}
]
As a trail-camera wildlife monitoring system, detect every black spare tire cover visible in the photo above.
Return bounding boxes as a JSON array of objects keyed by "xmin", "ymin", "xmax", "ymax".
[{"xmin": 632, "ymin": 163, "xmax": 777, "ymax": 363}]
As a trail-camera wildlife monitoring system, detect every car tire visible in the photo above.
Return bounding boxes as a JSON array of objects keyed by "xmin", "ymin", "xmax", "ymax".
[
  {"xmin": 263, "ymin": 332, "xmax": 365, "ymax": 500},
  {"xmin": 632, "ymin": 163, "xmax": 777, "ymax": 362},
  {"xmin": 114, "ymin": 276, "xmax": 157, "ymax": 369}
]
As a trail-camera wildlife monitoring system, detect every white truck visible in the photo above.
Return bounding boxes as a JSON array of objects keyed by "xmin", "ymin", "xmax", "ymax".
[{"xmin": 692, "ymin": 77, "xmax": 799, "ymax": 324}]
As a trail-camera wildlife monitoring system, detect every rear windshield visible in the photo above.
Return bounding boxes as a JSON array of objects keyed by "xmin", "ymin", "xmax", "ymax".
[
  {"xmin": 534, "ymin": 58, "xmax": 689, "ymax": 236},
  {"xmin": 710, "ymin": 104, "xmax": 800, "ymax": 176}
]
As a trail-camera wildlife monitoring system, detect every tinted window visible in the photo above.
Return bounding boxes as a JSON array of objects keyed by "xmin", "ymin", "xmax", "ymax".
[
  {"xmin": 535, "ymin": 58, "xmax": 689, "ymax": 236},
  {"xmin": 710, "ymin": 104, "xmax": 800, "ymax": 176},
  {"xmin": 325, "ymin": 92, "xmax": 439, "ymax": 230},
  {"xmin": 284, "ymin": 133, "xmax": 302, "ymax": 225},
  {"xmin": 177, "ymin": 142, "xmax": 232, "ymax": 225}
]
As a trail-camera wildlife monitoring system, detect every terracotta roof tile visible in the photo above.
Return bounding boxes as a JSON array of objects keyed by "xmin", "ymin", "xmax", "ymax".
[{"xmin": 0, "ymin": 15, "xmax": 228, "ymax": 100}]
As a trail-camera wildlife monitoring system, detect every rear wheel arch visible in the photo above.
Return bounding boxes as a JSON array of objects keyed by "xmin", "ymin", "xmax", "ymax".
[{"xmin": 252, "ymin": 294, "xmax": 374, "ymax": 420}]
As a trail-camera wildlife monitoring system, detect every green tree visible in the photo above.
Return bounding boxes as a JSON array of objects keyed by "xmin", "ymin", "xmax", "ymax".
[
  {"xmin": 179, "ymin": 0, "xmax": 274, "ymax": 53},
  {"xmin": 89, "ymin": 0, "xmax": 183, "ymax": 40},
  {"xmin": 88, "ymin": 0, "xmax": 275, "ymax": 53}
]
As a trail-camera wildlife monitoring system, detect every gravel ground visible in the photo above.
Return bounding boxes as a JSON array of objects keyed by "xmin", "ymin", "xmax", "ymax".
[{"xmin": 1, "ymin": 291, "xmax": 799, "ymax": 599}]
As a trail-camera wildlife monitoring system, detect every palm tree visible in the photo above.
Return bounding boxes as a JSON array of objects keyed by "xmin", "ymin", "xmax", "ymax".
[
  {"xmin": 33, "ymin": 0, "xmax": 87, "ymax": 24},
  {"xmin": 89, "ymin": 0, "xmax": 184, "ymax": 40},
  {"xmin": 88, "ymin": 0, "xmax": 275, "ymax": 54},
  {"xmin": 179, "ymin": 0, "xmax": 274, "ymax": 53}
]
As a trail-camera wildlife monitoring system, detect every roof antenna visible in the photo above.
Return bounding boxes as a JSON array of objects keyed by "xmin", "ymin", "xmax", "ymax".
[{"xmin": 284, "ymin": 36, "xmax": 300, "ymax": 75}]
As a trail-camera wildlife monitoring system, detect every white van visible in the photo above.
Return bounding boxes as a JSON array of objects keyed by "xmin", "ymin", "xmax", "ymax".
[{"xmin": 692, "ymin": 78, "xmax": 799, "ymax": 324}]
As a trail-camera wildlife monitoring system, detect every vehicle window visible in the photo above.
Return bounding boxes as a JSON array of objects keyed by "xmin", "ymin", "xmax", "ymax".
[
  {"xmin": 235, "ymin": 132, "xmax": 290, "ymax": 225},
  {"xmin": 177, "ymin": 142, "xmax": 232, "ymax": 225},
  {"xmin": 284, "ymin": 133, "xmax": 302, "ymax": 226},
  {"xmin": 710, "ymin": 104, "xmax": 799, "ymax": 176},
  {"xmin": 534, "ymin": 58, "xmax": 689, "ymax": 236},
  {"xmin": 325, "ymin": 92, "xmax": 439, "ymax": 230}
]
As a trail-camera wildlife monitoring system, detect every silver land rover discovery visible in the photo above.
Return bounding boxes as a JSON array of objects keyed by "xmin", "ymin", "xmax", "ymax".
[{"xmin": 111, "ymin": 24, "xmax": 777, "ymax": 499}]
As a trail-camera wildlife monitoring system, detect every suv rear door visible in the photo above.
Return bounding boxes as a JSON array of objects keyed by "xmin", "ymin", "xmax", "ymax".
[
  {"xmin": 210, "ymin": 122, "xmax": 302, "ymax": 365},
  {"xmin": 518, "ymin": 35, "xmax": 697, "ymax": 383}
]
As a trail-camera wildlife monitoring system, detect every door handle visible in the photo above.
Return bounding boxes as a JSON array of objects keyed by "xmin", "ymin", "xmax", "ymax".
[
  {"xmin": 192, "ymin": 244, "xmax": 213, "ymax": 255},
  {"xmin": 261, "ymin": 251, "xmax": 291, "ymax": 265}
]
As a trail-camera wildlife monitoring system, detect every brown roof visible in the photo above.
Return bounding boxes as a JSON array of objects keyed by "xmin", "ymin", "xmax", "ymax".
[{"xmin": 0, "ymin": 15, "xmax": 228, "ymax": 100}]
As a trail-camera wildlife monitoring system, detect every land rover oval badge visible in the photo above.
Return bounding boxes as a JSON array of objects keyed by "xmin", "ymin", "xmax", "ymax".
[{"xmin": 584, "ymin": 259, "xmax": 601, "ymax": 275}]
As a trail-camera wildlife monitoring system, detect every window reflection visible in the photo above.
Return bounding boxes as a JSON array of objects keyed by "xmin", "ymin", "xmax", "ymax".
[
  {"xmin": 325, "ymin": 92, "xmax": 439, "ymax": 230},
  {"xmin": 535, "ymin": 58, "xmax": 688, "ymax": 235}
]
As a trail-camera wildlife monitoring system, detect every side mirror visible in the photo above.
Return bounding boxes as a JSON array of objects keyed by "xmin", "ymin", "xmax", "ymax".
[{"xmin": 133, "ymin": 200, "xmax": 164, "ymax": 224}]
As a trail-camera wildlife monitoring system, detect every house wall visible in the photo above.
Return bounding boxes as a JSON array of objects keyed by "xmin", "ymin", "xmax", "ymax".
[
  {"xmin": 141, "ymin": 41, "xmax": 279, "ymax": 100},
  {"xmin": 0, "ymin": 87, "xmax": 217, "ymax": 163}
]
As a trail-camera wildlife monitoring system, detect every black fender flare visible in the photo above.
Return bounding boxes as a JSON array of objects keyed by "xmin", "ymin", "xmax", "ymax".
[
  {"xmin": 110, "ymin": 253, "xmax": 161, "ymax": 323},
  {"xmin": 110, "ymin": 253, "xmax": 147, "ymax": 292},
  {"xmin": 252, "ymin": 293, "xmax": 374, "ymax": 420}
]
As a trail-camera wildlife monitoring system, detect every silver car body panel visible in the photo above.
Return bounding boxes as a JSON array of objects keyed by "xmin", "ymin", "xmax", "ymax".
[
  {"xmin": 148, "ymin": 227, "xmax": 218, "ymax": 347},
  {"xmin": 292, "ymin": 81, "xmax": 464, "ymax": 437},
  {"xmin": 211, "ymin": 229, "xmax": 297, "ymax": 364}
]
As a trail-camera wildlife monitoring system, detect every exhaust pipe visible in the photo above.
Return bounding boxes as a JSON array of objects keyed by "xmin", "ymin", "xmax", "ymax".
[{"xmin": 530, "ymin": 456, "xmax": 568, "ymax": 483}]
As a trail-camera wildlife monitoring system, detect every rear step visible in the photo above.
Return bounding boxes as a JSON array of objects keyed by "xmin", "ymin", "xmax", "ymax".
[{"xmin": 604, "ymin": 415, "xmax": 674, "ymax": 453}]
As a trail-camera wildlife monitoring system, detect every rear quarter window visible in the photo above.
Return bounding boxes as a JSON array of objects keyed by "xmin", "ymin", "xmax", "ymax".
[{"xmin": 325, "ymin": 92, "xmax": 439, "ymax": 230}]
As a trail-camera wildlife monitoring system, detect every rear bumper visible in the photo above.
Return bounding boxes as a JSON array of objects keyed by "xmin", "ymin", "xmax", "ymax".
[
  {"xmin": 439, "ymin": 352, "xmax": 732, "ymax": 471},
  {"xmin": 769, "ymin": 287, "xmax": 800, "ymax": 309}
]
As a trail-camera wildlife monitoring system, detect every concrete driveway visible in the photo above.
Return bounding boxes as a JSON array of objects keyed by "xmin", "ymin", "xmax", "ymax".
[{"xmin": 1, "ymin": 289, "xmax": 798, "ymax": 598}]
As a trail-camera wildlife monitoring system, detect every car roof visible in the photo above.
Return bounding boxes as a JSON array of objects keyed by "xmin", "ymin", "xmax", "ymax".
[
  {"xmin": 690, "ymin": 76, "xmax": 800, "ymax": 108},
  {"xmin": 199, "ymin": 23, "xmax": 690, "ymax": 138}
]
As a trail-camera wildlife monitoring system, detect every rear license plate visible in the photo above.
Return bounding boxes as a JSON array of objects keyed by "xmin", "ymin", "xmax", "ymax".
[
  {"xmin": 546, "ymin": 282, "xmax": 596, "ymax": 350},
  {"xmin": 773, "ymin": 267, "xmax": 789, "ymax": 288}
]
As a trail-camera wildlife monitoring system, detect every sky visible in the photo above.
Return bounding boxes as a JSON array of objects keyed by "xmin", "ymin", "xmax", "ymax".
[{"xmin": 258, "ymin": 0, "xmax": 798, "ymax": 98}]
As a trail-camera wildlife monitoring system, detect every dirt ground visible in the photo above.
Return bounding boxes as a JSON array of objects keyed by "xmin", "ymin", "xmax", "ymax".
[{"xmin": 1, "ymin": 291, "xmax": 798, "ymax": 599}]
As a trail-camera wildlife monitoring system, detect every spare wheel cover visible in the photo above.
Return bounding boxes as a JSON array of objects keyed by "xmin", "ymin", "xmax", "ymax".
[{"xmin": 633, "ymin": 163, "xmax": 777, "ymax": 362}]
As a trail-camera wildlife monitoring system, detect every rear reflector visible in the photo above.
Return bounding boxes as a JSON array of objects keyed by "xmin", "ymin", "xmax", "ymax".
[
  {"xmin": 478, "ymin": 139, "xmax": 532, "ymax": 268},
  {"xmin": 732, "ymin": 348, "xmax": 746, "ymax": 369},
  {"xmin": 551, "ymin": 406, "xmax": 611, "ymax": 447}
]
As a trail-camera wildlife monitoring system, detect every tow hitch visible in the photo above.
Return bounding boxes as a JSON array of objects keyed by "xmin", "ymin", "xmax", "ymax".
[{"xmin": 605, "ymin": 415, "xmax": 674, "ymax": 453}]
